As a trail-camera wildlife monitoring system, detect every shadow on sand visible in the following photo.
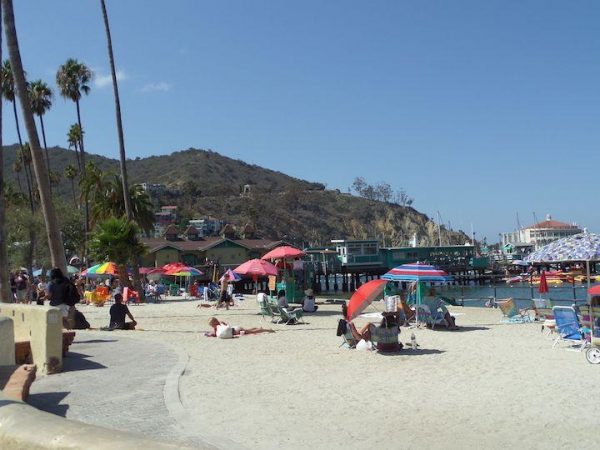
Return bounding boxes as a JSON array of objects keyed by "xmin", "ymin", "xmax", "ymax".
[
  {"xmin": 62, "ymin": 352, "xmax": 107, "ymax": 372},
  {"xmin": 27, "ymin": 391, "xmax": 70, "ymax": 417}
]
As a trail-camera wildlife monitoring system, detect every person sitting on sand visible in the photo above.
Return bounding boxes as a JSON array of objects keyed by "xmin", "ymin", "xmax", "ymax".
[
  {"xmin": 205, "ymin": 317, "xmax": 275, "ymax": 337},
  {"xmin": 302, "ymin": 289, "xmax": 319, "ymax": 312},
  {"xmin": 109, "ymin": 293, "xmax": 137, "ymax": 330}
]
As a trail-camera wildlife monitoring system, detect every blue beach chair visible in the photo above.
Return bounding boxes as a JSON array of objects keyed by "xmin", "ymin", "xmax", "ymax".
[{"xmin": 552, "ymin": 306, "xmax": 590, "ymax": 351}]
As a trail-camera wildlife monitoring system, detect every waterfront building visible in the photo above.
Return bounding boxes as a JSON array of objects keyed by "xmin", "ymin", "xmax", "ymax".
[
  {"xmin": 188, "ymin": 217, "xmax": 224, "ymax": 237},
  {"xmin": 501, "ymin": 214, "xmax": 582, "ymax": 252}
]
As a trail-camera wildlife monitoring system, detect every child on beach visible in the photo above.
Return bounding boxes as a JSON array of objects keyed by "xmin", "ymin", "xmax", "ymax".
[{"xmin": 205, "ymin": 317, "xmax": 275, "ymax": 337}]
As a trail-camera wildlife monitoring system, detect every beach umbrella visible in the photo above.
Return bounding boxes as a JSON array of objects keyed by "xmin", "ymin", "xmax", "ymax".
[
  {"xmin": 166, "ymin": 267, "xmax": 203, "ymax": 277},
  {"xmin": 220, "ymin": 269, "xmax": 242, "ymax": 282},
  {"xmin": 588, "ymin": 285, "xmax": 600, "ymax": 296},
  {"xmin": 234, "ymin": 259, "xmax": 278, "ymax": 277},
  {"xmin": 382, "ymin": 262, "xmax": 452, "ymax": 323},
  {"xmin": 234, "ymin": 259, "xmax": 278, "ymax": 292},
  {"xmin": 81, "ymin": 262, "xmax": 119, "ymax": 277},
  {"xmin": 346, "ymin": 279, "xmax": 387, "ymax": 321},
  {"xmin": 524, "ymin": 232, "xmax": 600, "ymax": 299},
  {"xmin": 261, "ymin": 246, "xmax": 305, "ymax": 260},
  {"xmin": 538, "ymin": 271, "xmax": 549, "ymax": 295}
]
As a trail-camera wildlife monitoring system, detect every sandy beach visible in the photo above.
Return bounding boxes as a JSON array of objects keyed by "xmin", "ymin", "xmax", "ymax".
[{"xmin": 74, "ymin": 297, "xmax": 599, "ymax": 449}]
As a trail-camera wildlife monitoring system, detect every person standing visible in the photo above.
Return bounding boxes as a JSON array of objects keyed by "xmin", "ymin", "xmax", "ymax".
[{"xmin": 14, "ymin": 270, "xmax": 30, "ymax": 303}]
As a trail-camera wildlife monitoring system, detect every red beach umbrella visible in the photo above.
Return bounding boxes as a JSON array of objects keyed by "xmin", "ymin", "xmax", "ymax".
[
  {"xmin": 261, "ymin": 246, "xmax": 305, "ymax": 260},
  {"xmin": 234, "ymin": 259, "xmax": 278, "ymax": 278},
  {"xmin": 588, "ymin": 285, "xmax": 600, "ymax": 295},
  {"xmin": 538, "ymin": 271, "xmax": 549, "ymax": 295},
  {"xmin": 346, "ymin": 279, "xmax": 387, "ymax": 321}
]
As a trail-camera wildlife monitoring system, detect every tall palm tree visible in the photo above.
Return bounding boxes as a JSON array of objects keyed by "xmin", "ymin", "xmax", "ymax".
[
  {"xmin": 56, "ymin": 59, "xmax": 92, "ymax": 262},
  {"xmin": 17, "ymin": 144, "xmax": 33, "ymax": 211},
  {"xmin": 56, "ymin": 58, "xmax": 92, "ymax": 169},
  {"xmin": 67, "ymin": 123, "xmax": 83, "ymax": 169},
  {"xmin": 2, "ymin": 0, "xmax": 67, "ymax": 273},
  {"xmin": 100, "ymin": 0, "xmax": 132, "ymax": 220},
  {"xmin": 28, "ymin": 79, "xmax": 53, "ymax": 183},
  {"xmin": 64, "ymin": 163, "xmax": 77, "ymax": 206},
  {"xmin": 0, "ymin": 2, "xmax": 10, "ymax": 302},
  {"xmin": 1, "ymin": 60, "xmax": 24, "ymax": 147}
]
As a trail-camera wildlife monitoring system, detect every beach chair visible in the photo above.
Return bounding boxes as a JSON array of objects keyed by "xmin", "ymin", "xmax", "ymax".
[
  {"xmin": 370, "ymin": 325, "xmax": 400, "ymax": 352},
  {"xmin": 584, "ymin": 306, "xmax": 600, "ymax": 364},
  {"xmin": 552, "ymin": 306, "xmax": 590, "ymax": 351},
  {"xmin": 531, "ymin": 298, "xmax": 555, "ymax": 334},
  {"xmin": 276, "ymin": 306, "xmax": 305, "ymax": 325},
  {"xmin": 421, "ymin": 298, "xmax": 448, "ymax": 329},
  {"xmin": 496, "ymin": 298, "xmax": 533, "ymax": 323},
  {"xmin": 415, "ymin": 304, "xmax": 446, "ymax": 328},
  {"xmin": 337, "ymin": 320, "xmax": 357, "ymax": 349},
  {"xmin": 257, "ymin": 295, "xmax": 279, "ymax": 323}
]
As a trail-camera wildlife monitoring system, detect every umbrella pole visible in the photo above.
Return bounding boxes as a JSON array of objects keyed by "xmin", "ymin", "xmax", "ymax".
[{"xmin": 416, "ymin": 281, "xmax": 421, "ymax": 325}]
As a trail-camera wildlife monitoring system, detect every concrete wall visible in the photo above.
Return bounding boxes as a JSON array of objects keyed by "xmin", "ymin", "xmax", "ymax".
[
  {"xmin": 0, "ymin": 305, "xmax": 62, "ymax": 375},
  {"xmin": 0, "ymin": 394, "xmax": 198, "ymax": 450},
  {"xmin": 0, "ymin": 317, "xmax": 15, "ymax": 366}
]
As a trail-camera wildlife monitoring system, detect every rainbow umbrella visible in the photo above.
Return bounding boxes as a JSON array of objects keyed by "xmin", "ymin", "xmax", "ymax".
[
  {"xmin": 167, "ymin": 267, "xmax": 203, "ymax": 277},
  {"xmin": 220, "ymin": 269, "xmax": 242, "ymax": 282},
  {"xmin": 81, "ymin": 262, "xmax": 119, "ymax": 277}
]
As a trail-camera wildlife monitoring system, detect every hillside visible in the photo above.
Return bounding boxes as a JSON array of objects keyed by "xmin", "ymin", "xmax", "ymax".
[{"xmin": 1, "ymin": 145, "xmax": 468, "ymax": 246}]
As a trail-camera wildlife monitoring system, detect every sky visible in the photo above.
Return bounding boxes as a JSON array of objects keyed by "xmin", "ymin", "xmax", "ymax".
[{"xmin": 4, "ymin": 0, "xmax": 600, "ymax": 242}]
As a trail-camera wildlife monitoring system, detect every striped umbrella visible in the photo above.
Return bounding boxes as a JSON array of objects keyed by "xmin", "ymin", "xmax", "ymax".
[
  {"xmin": 163, "ymin": 265, "xmax": 203, "ymax": 277},
  {"xmin": 382, "ymin": 262, "xmax": 452, "ymax": 324},
  {"xmin": 382, "ymin": 262, "xmax": 453, "ymax": 283},
  {"xmin": 81, "ymin": 262, "xmax": 119, "ymax": 277},
  {"xmin": 220, "ymin": 269, "xmax": 242, "ymax": 282},
  {"xmin": 346, "ymin": 279, "xmax": 387, "ymax": 321}
]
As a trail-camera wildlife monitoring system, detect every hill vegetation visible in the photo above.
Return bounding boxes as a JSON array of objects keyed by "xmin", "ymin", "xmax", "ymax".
[{"xmin": 2, "ymin": 145, "xmax": 468, "ymax": 247}]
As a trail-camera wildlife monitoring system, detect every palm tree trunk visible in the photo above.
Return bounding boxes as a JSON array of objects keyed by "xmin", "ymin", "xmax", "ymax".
[
  {"xmin": 0, "ymin": 3, "xmax": 11, "ymax": 303},
  {"xmin": 14, "ymin": 167, "xmax": 22, "ymax": 191},
  {"xmin": 2, "ymin": 0, "xmax": 67, "ymax": 273},
  {"xmin": 70, "ymin": 178, "xmax": 76, "ymax": 207},
  {"xmin": 76, "ymin": 99, "xmax": 90, "ymax": 265},
  {"xmin": 38, "ymin": 114, "xmax": 52, "ymax": 190},
  {"xmin": 100, "ymin": 0, "xmax": 143, "ymax": 299}
]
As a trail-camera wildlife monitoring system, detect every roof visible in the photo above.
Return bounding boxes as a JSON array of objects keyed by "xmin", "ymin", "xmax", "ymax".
[
  {"xmin": 141, "ymin": 237, "xmax": 282, "ymax": 253},
  {"xmin": 163, "ymin": 224, "xmax": 179, "ymax": 235},
  {"xmin": 525, "ymin": 220, "xmax": 580, "ymax": 230},
  {"xmin": 184, "ymin": 225, "xmax": 199, "ymax": 235}
]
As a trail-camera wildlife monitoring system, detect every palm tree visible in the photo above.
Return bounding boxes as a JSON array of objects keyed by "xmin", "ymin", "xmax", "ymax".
[
  {"xmin": 64, "ymin": 164, "xmax": 77, "ymax": 206},
  {"xmin": 1, "ymin": 60, "xmax": 24, "ymax": 147},
  {"xmin": 56, "ymin": 58, "xmax": 92, "ymax": 169},
  {"xmin": 28, "ymin": 79, "xmax": 53, "ymax": 183},
  {"xmin": 89, "ymin": 216, "xmax": 145, "ymax": 287},
  {"xmin": 67, "ymin": 123, "xmax": 83, "ymax": 170},
  {"xmin": 2, "ymin": 0, "xmax": 67, "ymax": 273},
  {"xmin": 0, "ymin": 3, "xmax": 10, "ymax": 302},
  {"xmin": 16, "ymin": 144, "xmax": 33, "ymax": 211},
  {"xmin": 11, "ymin": 157, "xmax": 22, "ymax": 191},
  {"xmin": 100, "ymin": 0, "xmax": 132, "ymax": 220}
]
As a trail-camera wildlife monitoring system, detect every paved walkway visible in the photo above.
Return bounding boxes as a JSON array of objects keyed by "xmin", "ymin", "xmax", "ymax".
[{"xmin": 27, "ymin": 332, "xmax": 202, "ymax": 448}]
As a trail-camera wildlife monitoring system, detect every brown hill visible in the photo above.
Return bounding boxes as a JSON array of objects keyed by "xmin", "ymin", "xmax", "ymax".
[{"xmin": 1, "ymin": 145, "xmax": 468, "ymax": 246}]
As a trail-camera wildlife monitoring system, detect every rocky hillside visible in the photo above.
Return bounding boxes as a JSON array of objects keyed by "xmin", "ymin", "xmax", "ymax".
[{"xmin": 2, "ymin": 145, "xmax": 468, "ymax": 246}]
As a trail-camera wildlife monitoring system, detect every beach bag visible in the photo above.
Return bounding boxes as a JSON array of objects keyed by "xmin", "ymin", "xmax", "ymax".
[
  {"xmin": 356, "ymin": 339, "xmax": 373, "ymax": 351},
  {"xmin": 216, "ymin": 324, "xmax": 233, "ymax": 339},
  {"xmin": 65, "ymin": 282, "xmax": 80, "ymax": 306},
  {"xmin": 73, "ymin": 310, "xmax": 90, "ymax": 329}
]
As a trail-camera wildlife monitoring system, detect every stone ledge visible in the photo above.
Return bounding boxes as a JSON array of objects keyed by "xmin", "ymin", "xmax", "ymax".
[{"xmin": 0, "ymin": 394, "xmax": 199, "ymax": 450}]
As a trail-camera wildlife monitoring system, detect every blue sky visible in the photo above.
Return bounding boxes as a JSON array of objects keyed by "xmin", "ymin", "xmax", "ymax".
[{"xmin": 5, "ymin": 0, "xmax": 600, "ymax": 241}]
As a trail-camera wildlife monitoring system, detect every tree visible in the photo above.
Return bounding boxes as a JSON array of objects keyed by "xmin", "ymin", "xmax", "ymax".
[
  {"xmin": 100, "ymin": 0, "xmax": 132, "ymax": 220},
  {"xmin": 89, "ymin": 216, "xmax": 145, "ymax": 286},
  {"xmin": 64, "ymin": 164, "xmax": 78, "ymax": 206},
  {"xmin": 56, "ymin": 59, "xmax": 92, "ymax": 170},
  {"xmin": 28, "ymin": 79, "xmax": 53, "ymax": 185},
  {"xmin": 67, "ymin": 123, "xmax": 83, "ymax": 169},
  {"xmin": 0, "ymin": 2, "xmax": 9, "ymax": 302},
  {"xmin": 2, "ymin": 0, "xmax": 67, "ymax": 272},
  {"xmin": 394, "ymin": 188, "xmax": 414, "ymax": 207},
  {"xmin": 56, "ymin": 58, "xmax": 92, "ymax": 251}
]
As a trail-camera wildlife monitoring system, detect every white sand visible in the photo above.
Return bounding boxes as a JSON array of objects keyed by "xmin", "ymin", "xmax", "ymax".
[{"xmin": 79, "ymin": 297, "xmax": 600, "ymax": 449}]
